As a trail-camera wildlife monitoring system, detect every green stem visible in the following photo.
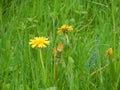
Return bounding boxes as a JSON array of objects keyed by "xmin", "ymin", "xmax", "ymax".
[
  {"xmin": 54, "ymin": 62, "xmax": 58, "ymax": 86},
  {"xmin": 99, "ymin": 63, "xmax": 103, "ymax": 85},
  {"xmin": 40, "ymin": 49, "xmax": 45, "ymax": 72},
  {"xmin": 40, "ymin": 49, "xmax": 46, "ymax": 85},
  {"xmin": 111, "ymin": 0, "xmax": 116, "ymax": 71},
  {"xmin": 54, "ymin": 56, "xmax": 56, "ymax": 81},
  {"xmin": 65, "ymin": 33, "xmax": 69, "ymax": 44},
  {"xmin": 111, "ymin": 1, "xmax": 117, "ymax": 88}
]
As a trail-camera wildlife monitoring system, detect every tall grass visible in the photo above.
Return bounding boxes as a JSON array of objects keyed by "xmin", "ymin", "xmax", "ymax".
[{"xmin": 0, "ymin": 0, "xmax": 120, "ymax": 90}]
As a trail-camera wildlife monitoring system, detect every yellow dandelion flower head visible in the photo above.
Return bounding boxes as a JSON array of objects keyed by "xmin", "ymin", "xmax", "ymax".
[
  {"xmin": 106, "ymin": 48, "xmax": 112, "ymax": 56},
  {"xmin": 58, "ymin": 24, "xmax": 73, "ymax": 34},
  {"xmin": 29, "ymin": 36, "xmax": 50, "ymax": 48}
]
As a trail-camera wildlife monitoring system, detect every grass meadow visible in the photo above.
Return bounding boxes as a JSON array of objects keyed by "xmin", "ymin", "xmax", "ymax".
[{"xmin": 0, "ymin": 0, "xmax": 120, "ymax": 90}]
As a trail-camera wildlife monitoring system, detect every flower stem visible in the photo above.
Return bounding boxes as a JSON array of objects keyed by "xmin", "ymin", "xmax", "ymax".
[
  {"xmin": 90, "ymin": 62, "xmax": 109, "ymax": 76},
  {"xmin": 54, "ymin": 62, "xmax": 58, "ymax": 86},
  {"xmin": 111, "ymin": 1, "xmax": 117, "ymax": 89},
  {"xmin": 111, "ymin": 0, "xmax": 116, "ymax": 71},
  {"xmin": 40, "ymin": 49, "xmax": 46, "ymax": 85},
  {"xmin": 65, "ymin": 33, "xmax": 69, "ymax": 44}
]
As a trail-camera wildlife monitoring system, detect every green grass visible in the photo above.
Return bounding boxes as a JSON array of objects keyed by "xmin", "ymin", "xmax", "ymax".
[{"xmin": 0, "ymin": 0, "xmax": 120, "ymax": 90}]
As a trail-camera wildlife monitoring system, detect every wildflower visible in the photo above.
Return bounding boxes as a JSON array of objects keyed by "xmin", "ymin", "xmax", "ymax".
[
  {"xmin": 29, "ymin": 37, "xmax": 50, "ymax": 48},
  {"xmin": 106, "ymin": 48, "xmax": 112, "ymax": 56},
  {"xmin": 57, "ymin": 42, "xmax": 63, "ymax": 52},
  {"xmin": 58, "ymin": 24, "xmax": 73, "ymax": 34}
]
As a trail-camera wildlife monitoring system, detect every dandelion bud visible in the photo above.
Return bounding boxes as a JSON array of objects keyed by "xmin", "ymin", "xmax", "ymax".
[
  {"xmin": 106, "ymin": 48, "xmax": 112, "ymax": 56},
  {"xmin": 57, "ymin": 42, "xmax": 63, "ymax": 52}
]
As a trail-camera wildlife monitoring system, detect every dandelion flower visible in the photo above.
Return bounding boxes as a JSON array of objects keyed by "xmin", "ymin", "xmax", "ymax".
[
  {"xmin": 106, "ymin": 48, "xmax": 112, "ymax": 56},
  {"xmin": 29, "ymin": 37, "xmax": 50, "ymax": 48},
  {"xmin": 58, "ymin": 24, "xmax": 73, "ymax": 34},
  {"xmin": 57, "ymin": 42, "xmax": 63, "ymax": 52}
]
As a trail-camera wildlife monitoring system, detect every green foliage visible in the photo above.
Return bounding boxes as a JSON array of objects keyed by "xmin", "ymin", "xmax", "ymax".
[{"xmin": 0, "ymin": 0, "xmax": 120, "ymax": 90}]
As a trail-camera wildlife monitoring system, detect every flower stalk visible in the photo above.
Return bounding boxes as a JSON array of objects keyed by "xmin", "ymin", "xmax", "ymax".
[
  {"xmin": 65, "ymin": 33, "xmax": 69, "ymax": 44},
  {"xmin": 40, "ymin": 49, "xmax": 46, "ymax": 85},
  {"xmin": 29, "ymin": 36, "xmax": 50, "ymax": 86},
  {"xmin": 52, "ymin": 42, "xmax": 64, "ymax": 85},
  {"xmin": 40, "ymin": 49, "xmax": 45, "ymax": 74}
]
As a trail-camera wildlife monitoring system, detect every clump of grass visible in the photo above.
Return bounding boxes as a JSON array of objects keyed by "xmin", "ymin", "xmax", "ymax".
[{"xmin": 1, "ymin": 0, "xmax": 120, "ymax": 90}]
